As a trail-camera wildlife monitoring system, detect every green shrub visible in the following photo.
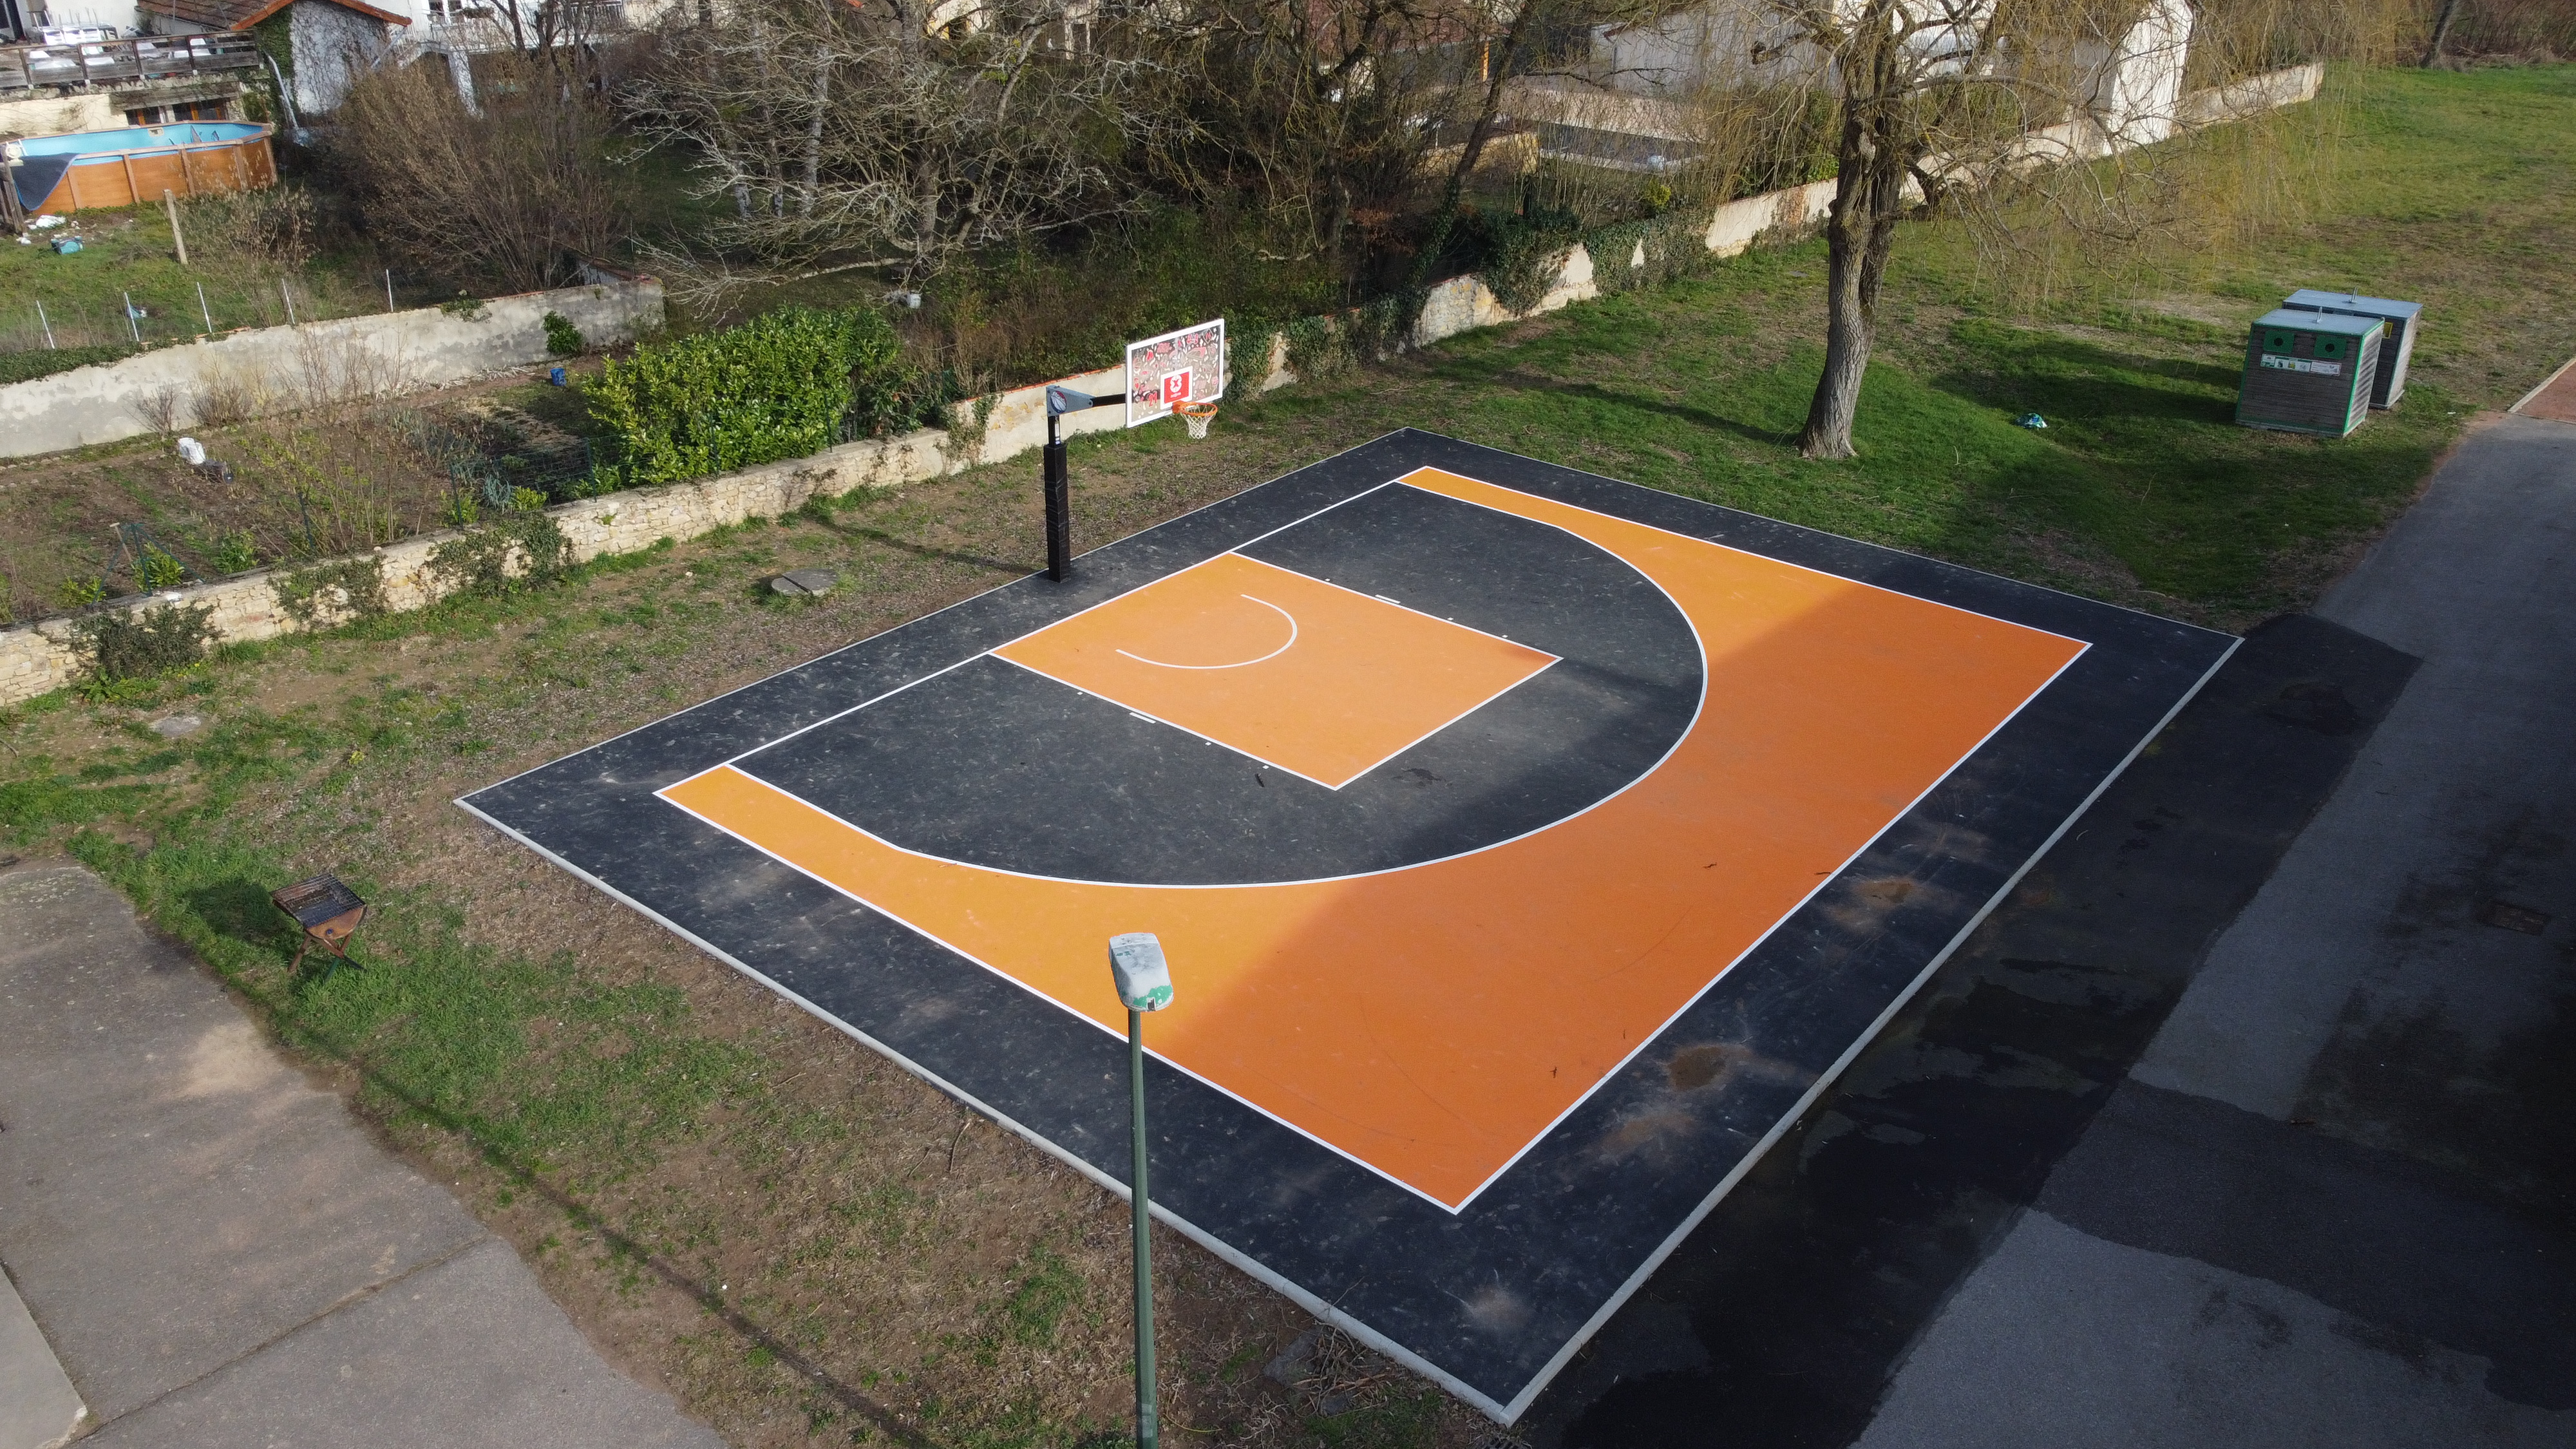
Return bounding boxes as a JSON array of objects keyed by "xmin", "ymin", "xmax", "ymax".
[
  {"xmin": 1586, "ymin": 207, "xmax": 1715, "ymax": 298},
  {"xmin": 1228, "ymin": 317, "xmax": 1283, "ymax": 390},
  {"xmin": 1343, "ymin": 291, "xmax": 1424, "ymax": 362},
  {"xmin": 273, "ymin": 556, "xmax": 388, "ymax": 628},
  {"xmin": 211, "ymin": 531, "xmax": 261, "ymax": 574},
  {"xmin": 57, "ymin": 576, "xmax": 105, "ymax": 608},
  {"xmin": 542, "ymin": 310, "xmax": 585, "ymax": 357},
  {"xmin": 1476, "ymin": 208, "xmax": 1587, "ymax": 316},
  {"xmin": 1283, "ymin": 314, "xmax": 1350, "ymax": 382},
  {"xmin": 582, "ymin": 307, "xmax": 917, "ymax": 489},
  {"xmin": 428, "ymin": 512, "xmax": 571, "ymax": 598},
  {"xmin": 137, "ymin": 545, "xmax": 190, "ymax": 591},
  {"xmin": 72, "ymin": 602, "xmax": 215, "ymax": 685}
]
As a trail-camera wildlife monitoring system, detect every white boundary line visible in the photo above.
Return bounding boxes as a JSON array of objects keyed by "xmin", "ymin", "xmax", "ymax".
[
  {"xmin": 1442, "ymin": 637, "xmax": 2088, "ymax": 1212},
  {"xmin": 1480, "ymin": 447, "xmax": 2239, "ymax": 639},
  {"xmin": 1397, "ymin": 468, "xmax": 2088, "ymax": 652},
  {"xmin": 461, "ymin": 627, "xmax": 2230, "ymax": 1428},
  {"xmin": 656, "ymin": 776, "xmax": 1472, "ymax": 1218},
  {"xmin": 1489, "ymin": 632, "xmax": 2243, "ymax": 1423},
  {"xmin": 646, "ymin": 470, "xmax": 2095, "ymax": 1216},
  {"xmin": 461, "ymin": 436, "xmax": 1409, "ymax": 801},
  {"xmin": 2510, "ymin": 353, "xmax": 2576, "ymax": 414},
  {"xmin": 455, "ymin": 441, "xmax": 2246, "ymax": 1423},
  {"xmin": 448, "ymin": 795, "xmax": 1520, "ymax": 1423}
]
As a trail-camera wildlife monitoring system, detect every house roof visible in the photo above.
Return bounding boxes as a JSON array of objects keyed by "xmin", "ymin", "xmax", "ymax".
[{"xmin": 140, "ymin": 0, "xmax": 409, "ymax": 32}]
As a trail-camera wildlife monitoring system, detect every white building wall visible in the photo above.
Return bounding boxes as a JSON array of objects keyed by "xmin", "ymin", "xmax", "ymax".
[{"xmin": 287, "ymin": 0, "xmax": 389, "ymax": 111}]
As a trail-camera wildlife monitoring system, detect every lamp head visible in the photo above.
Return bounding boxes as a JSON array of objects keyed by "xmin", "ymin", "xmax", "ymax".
[{"xmin": 1108, "ymin": 933, "xmax": 1173, "ymax": 1012}]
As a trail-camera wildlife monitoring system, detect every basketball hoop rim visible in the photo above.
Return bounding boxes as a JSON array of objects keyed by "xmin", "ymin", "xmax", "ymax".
[{"xmin": 1177, "ymin": 400, "xmax": 1220, "ymax": 417}]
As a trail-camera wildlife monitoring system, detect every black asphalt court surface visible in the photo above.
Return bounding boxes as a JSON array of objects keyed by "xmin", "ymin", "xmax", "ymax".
[
  {"xmin": 459, "ymin": 431, "xmax": 2235, "ymax": 1420},
  {"xmin": 1520, "ymin": 612, "xmax": 2425, "ymax": 1444}
]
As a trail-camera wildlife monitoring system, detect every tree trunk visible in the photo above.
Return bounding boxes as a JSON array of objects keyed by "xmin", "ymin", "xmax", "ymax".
[
  {"xmin": 1444, "ymin": 0, "xmax": 1540, "ymax": 209},
  {"xmin": 1799, "ymin": 12, "xmax": 1909, "ymax": 460},
  {"xmin": 2423, "ymin": 0, "xmax": 2464, "ymax": 65},
  {"xmin": 799, "ymin": 54, "xmax": 829, "ymax": 217}
]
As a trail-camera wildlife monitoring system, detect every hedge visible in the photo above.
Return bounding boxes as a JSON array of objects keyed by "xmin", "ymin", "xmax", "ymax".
[{"xmin": 582, "ymin": 306, "xmax": 916, "ymax": 489}]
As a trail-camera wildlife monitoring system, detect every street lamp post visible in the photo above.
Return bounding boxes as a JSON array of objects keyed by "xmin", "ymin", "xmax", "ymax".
[
  {"xmin": 1108, "ymin": 932, "xmax": 1175, "ymax": 1449},
  {"xmin": 1044, "ymin": 386, "xmax": 1099, "ymax": 582}
]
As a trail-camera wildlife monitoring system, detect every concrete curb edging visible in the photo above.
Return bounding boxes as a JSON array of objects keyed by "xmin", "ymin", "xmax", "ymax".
[{"xmin": 0, "ymin": 1265, "xmax": 86, "ymax": 1449}]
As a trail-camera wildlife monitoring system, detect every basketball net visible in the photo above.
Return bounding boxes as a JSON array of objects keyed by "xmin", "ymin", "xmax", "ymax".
[{"xmin": 1179, "ymin": 401, "xmax": 1219, "ymax": 439}]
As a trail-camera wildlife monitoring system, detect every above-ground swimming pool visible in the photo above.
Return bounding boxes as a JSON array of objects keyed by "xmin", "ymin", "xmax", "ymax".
[{"xmin": 7, "ymin": 120, "xmax": 276, "ymax": 215}]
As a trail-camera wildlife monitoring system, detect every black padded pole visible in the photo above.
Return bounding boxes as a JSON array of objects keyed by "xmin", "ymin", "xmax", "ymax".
[{"xmin": 1043, "ymin": 414, "xmax": 1072, "ymax": 582}]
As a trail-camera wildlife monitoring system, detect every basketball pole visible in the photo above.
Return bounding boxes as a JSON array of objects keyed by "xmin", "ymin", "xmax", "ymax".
[
  {"xmin": 1108, "ymin": 934, "xmax": 1175, "ymax": 1449},
  {"xmin": 1044, "ymin": 386, "xmax": 1097, "ymax": 582}
]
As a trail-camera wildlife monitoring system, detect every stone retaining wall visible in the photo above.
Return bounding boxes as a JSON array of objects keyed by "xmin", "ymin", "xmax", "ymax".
[{"xmin": 0, "ymin": 65, "xmax": 2325, "ymax": 708}]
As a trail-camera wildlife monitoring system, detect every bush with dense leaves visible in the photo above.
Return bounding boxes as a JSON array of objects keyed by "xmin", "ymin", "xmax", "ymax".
[
  {"xmin": 582, "ymin": 307, "xmax": 923, "ymax": 488},
  {"xmin": 72, "ymin": 602, "xmax": 215, "ymax": 685}
]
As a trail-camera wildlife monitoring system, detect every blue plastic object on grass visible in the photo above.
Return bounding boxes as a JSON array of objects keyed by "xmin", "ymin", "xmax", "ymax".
[
  {"xmin": 2016, "ymin": 412, "xmax": 2047, "ymax": 430},
  {"xmin": 52, "ymin": 236, "xmax": 82, "ymax": 254},
  {"xmin": 549, "ymin": 366, "xmax": 567, "ymax": 386}
]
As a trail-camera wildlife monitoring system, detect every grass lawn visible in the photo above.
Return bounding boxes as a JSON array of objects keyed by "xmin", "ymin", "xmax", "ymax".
[
  {"xmin": 0, "ymin": 188, "xmax": 409, "ymax": 365},
  {"xmin": 1, "ymin": 62, "xmax": 2571, "ymax": 1449}
]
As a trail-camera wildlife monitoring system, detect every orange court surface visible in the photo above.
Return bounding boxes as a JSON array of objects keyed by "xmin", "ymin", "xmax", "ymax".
[
  {"xmin": 464, "ymin": 432, "xmax": 2235, "ymax": 1419},
  {"xmin": 661, "ymin": 467, "xmax": 2087, "ymax": 1209}
]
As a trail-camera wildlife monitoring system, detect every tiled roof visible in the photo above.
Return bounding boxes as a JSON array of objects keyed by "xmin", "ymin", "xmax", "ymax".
[{"xmin": 139, "ymin": 0, "xmax": 410, "ymax": 30}]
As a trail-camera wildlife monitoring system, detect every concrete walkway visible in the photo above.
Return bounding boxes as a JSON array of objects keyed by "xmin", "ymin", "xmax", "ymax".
[
  {"xmin": 1852, "ymin": 412, "xmax": 2576, "ymax": 1445},
  {"xmin": 0, "ymin": 863, "xmax": 726, "ymax": 1449}
]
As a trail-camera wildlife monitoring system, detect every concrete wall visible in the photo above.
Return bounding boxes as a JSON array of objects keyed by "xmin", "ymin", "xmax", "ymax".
[
  {"xmin": 289, "ymin": 0, "xmax": 393, "ymax": 114},
  {"xmin": 2178, "ymin": 61, "xmax": 2324, "ymax": 129},
  {"xmin": 0, "ymin": 278, "xmax": 663, "ymax": 459},
  {"xmin": 0, "ymin": 90, "xmax": 118, "ymax": 140}
]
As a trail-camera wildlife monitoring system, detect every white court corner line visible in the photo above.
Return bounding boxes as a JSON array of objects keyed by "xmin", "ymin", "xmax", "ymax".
[
  {"xmin": 446, "ymin": 794, "xmax": 1519, "ymax": 1423},
  {"xmin": 651, "ymin": 778, "xmax": 1473, "ymax": 1218}
]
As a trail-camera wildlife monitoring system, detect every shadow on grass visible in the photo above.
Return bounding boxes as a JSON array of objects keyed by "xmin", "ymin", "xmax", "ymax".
[
  {"xmin": 1928, "ymin": 328, "xmax": 2243, "ymax": 428},
  {"xmin": 797, "ymin": 511, "xmax": 1028, "ymax": 576},
  {"xmin": 1481, "ymin": 369, "xmax": 1800, "ymax": 450}
]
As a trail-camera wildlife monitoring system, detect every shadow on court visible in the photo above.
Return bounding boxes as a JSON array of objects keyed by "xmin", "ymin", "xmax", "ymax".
[{"xmin": 1520, "ymin": 613, "xmax": 2423, "ymax": 1446}]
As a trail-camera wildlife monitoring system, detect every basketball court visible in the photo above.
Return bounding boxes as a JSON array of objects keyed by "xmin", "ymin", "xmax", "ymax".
[{"xmin": 461, "ymin": 431, "xmax": 2235, "ymax": 1421}]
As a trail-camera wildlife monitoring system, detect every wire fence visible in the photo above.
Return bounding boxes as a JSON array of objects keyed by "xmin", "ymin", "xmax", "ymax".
[
  {"xmin": 402, "ymin": 412, "xmax": 616, "ymax": 513},
  {"xmin": 2, "ymin": 272, "xmax": 400, "ymax": 363}
]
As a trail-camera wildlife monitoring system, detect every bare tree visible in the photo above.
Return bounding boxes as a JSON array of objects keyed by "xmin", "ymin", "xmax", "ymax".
[
  {"xmin": 334, "ymin": 53, "xmax": 633, "ymax": 292},
  {"xmin": 1158, "ymin": 0, "xmax": 1478, "ymax": 270},
  {"xmin": 628, "ymin": 0, "xmax": 1157, "ymax": 296},
  {"xmin": 1705, "ymin": 0, "xmax": 2410, "ymax": 459}
]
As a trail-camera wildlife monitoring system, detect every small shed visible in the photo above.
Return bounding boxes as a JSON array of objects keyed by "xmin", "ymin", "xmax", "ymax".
[
  {"xmin": 140, "ymin": 0, "xmax": 407, "ymax": 116},
  {"xmin": 2238, "ymin": 308, "xmax": 2383, "ymax": 439}
]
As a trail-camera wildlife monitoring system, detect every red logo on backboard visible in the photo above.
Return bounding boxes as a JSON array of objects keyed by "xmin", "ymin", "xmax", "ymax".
[{"xmin": 1164, "ymin": 368, "xmax": 1192, "ymax": 404}]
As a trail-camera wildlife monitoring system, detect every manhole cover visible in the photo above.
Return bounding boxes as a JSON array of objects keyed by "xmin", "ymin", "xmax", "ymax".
[{"xmin": 770, "ymin": 569, "xmax": 838, "ymax": 596}]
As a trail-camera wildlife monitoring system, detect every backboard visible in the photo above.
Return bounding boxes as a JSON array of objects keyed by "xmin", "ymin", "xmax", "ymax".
[{"xmin": 1126, "ymin": 319, "xmax": 1226, "ymax": 427}]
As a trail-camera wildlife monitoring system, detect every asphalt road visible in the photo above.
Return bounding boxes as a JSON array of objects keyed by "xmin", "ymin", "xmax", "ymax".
[{"xmin": 1524, "ymin": 412, "xmax": 2576, "ymax": 1447}]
